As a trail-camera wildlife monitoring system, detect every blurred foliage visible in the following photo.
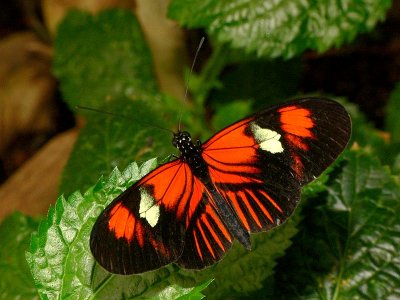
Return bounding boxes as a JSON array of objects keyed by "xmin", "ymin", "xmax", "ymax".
[
  {"xmin": 0, "ymin": 213, "xmax": 40, "ymax": 299},
  {"xmin": 1, "ymin": 1, "xmax": 399, "ymax": 299},
  {"xmin": 386, "ymin": 82, "xmax": 400, "ymax": 142}
]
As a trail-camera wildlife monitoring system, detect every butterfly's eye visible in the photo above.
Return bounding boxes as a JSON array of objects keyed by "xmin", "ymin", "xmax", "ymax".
[{"xmin": 172, "ymin": 135, "xmax": 178, "ymax": 147}]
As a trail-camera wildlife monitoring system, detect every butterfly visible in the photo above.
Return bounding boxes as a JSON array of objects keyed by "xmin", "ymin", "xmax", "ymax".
[{"xmin": 90, "ymin": 97, "xmax": 351, "ymax": 275}]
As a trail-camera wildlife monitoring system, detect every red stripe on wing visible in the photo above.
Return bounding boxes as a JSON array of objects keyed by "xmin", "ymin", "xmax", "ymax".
[
  {"xmin": 258, "ymin": 189, "xmax": 283, "ymax": 213},
  {"xmin": 197, "ymin": 220, "xmax": 216, "ymax": 259},
  {"xmin": 278, "ymin": 106, "xmax": 315, "ymax": 138},
  {"xmin": 204, "ymin": 204, "xmax": 232, "ymax": 243},
  {"xmin": 193, "ymin": 230, "xmax": 202, "ymax": 261},
  {"xmin": 237, "ymin": 190, "xmax": 262, "ymax": 228},
  {"xmin": 202, "ymin": 214, "xmax": 225, "ymax": 251},
  {"xmin": 108, "ymin": 202, "xmax": 136, "ymax": 243},
  {"xmin": 202, "ymin": 128, "xmax": 263, "ymax": 187},
  {"xmin": 248, "ymin": 190, "xmax": 274, "ymax": 223},
  {"xmin": 204, "ymin": 119, "xmax": 252, "ymax": 150},
  {"xmin": 225, "ymin": 189, "xmax": 251, "ymax": 231}
]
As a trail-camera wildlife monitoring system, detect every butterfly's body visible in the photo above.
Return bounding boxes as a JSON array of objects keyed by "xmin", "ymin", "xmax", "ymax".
[
  {"xmin": 90, "ymin": 98, "xmax": 351, "ymax": 275},
  {"xmin": 173, "ymin": 131, "xmax": 207, "ymax": 178},
  {"xmin": 174, "ymin": 131, "xmax": 252, "ymax": 250}
]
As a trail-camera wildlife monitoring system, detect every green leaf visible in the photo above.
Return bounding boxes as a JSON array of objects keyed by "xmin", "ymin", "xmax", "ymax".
[
  {"xmin": 165, "ymin": 279, "xmax": 213, "ymax": 300},
  {"xmin": 324, "ymin": 151, "xmax": 400, "ymax": 298},
  {"xmin": 26, "ymin": 159, "xmax": 212, "ymax": 299},
  {"xmin": 202, "ymin": 217, "xmax": 299, "ymax": 299},
  {"xmin": 169, "ymin": 0, "xmax": 391, "ymax": 58},
  {"xmin": 0, "ymin": 212, "xmax": 40, "ymax": 299},
  {"xmin": 54, "ymin": 9, "xmax": 158, "ymax": 108},
  {"xmin": 386, "ymin": 82, "xmax": 400, "ymax": 143},
  {"xmin": 272, "ymin": 150, "xmax": 400, "ymax": 299},
  {"xmin": 54, "ymin": 9, "xmax": 178, "ymax": 194},
  {"xmin": 59, "ymin": 98, "xmax": 173, "ymax": 195}
]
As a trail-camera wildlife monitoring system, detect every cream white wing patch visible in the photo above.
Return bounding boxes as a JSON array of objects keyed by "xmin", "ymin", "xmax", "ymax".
[
  {"xmin": 250, "ymin": 123, "xmax": 284, "ymax": 154},
  {"xmin": 139, "ymin": 187, "xmax": 160, "ymax": 227}
]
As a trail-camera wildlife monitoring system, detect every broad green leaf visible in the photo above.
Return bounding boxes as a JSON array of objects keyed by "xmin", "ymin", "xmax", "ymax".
[
  {"xmin": 0, "ymin": 213, "xmax": 40, "ymax": 299},
  {"xmin": 54, "ymin": 9, "xmax": 158, "ymax": 108},
  {"xmin": 169, "ymin": 0, "xmax": 391, "ymax": 58},
  {"xmin": 272, "ymin": 150, "xmax": 400, "ymax": 299},
  {"xmin": 323, "ymin": 151, "xmax": 400, "ymax": 298},
  {"xmin": 54, "ymin": 10, "xmax": 178, "ymax": 194},
  {"xmin": 26, "ymin": 159, "xmax": 212, "ymax": 299},
  {"xmin": 386, "ymin": 82, "xmax": 400, "ymax": 142}
]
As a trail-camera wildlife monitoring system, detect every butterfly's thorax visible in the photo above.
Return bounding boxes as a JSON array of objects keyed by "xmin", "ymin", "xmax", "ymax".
[{"xmin": 173, "ymin": 131, "xmax": 208, "ymax": 178}]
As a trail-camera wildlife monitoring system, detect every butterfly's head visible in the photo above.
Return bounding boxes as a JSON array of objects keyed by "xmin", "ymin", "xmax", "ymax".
[{"xmin": 172, "ymin": 131, "xmax": 192, "ymax": 150}]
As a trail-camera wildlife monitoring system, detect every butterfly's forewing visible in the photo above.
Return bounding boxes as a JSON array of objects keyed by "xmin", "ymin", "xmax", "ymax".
[
  {"xmin": 201, "ymin": 98, "xmax": 351, "ymax": 233},
  {"xmin": 90, "ymin": 160, "xmax": 189, "ymax": 274}
]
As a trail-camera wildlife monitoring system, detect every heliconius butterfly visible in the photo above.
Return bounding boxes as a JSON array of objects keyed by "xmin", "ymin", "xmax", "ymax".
[{"xmin": 90, "ymin": 97, "xmax": 351, "ymax": 275}]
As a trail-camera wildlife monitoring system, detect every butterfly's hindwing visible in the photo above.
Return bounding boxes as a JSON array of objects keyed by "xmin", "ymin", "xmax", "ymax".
[{"xmin": 177, "ymin": 182, "xmax": 234, "ymax": 269}]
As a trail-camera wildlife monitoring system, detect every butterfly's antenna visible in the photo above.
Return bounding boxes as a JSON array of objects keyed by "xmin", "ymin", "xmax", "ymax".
[
  {"xmin": 76, "ymin": 105, "xmax": 175, "ymax": 134},
  {"xmin": 178, "ymin": 36, "xmax": 205, "ymax": 132}
]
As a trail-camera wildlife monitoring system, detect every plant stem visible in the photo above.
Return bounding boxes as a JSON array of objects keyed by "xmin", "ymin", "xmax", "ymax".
[{"xmin": 194, "ymin": 42, "xmax": 230, "ymax": 106}]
